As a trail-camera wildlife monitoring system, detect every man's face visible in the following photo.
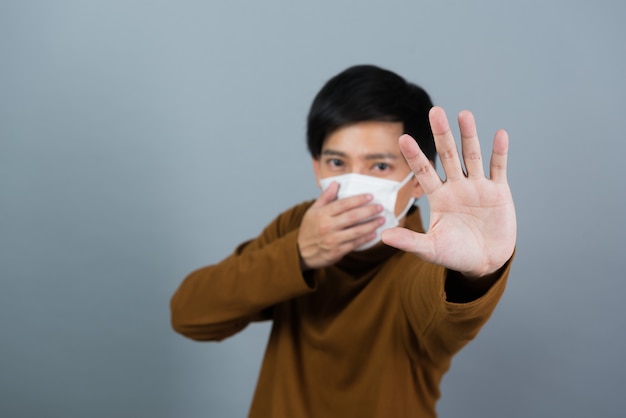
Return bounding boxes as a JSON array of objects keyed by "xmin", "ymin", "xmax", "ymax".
[{"xmin": 312, "ymin": 121, "xmax": 423, "ymax": 218}]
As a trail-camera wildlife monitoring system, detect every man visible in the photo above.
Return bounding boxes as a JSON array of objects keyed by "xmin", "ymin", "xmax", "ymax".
[{"xmin": 170, "ymin": 65, "xmax": 516, "ymax": 417}]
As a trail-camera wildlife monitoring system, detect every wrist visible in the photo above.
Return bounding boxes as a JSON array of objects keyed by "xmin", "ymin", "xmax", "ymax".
[{"xmin": 445, "ymin": 267, "xmax": 503, "ymax": 303}]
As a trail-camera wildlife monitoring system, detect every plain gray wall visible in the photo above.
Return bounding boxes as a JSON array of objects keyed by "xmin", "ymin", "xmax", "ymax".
[{"xmin": 2, "ymin": 1, "xmax": 625, "ymax": 417}]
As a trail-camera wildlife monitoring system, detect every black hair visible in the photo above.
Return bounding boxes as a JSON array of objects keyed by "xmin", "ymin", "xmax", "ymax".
[{"xmin": 306, "ymin": 65, "xmax": 436, "ymax": 162}]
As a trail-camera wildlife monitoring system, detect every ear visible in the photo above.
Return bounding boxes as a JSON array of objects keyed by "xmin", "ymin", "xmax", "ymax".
[{"xmin": 311, "ymin": 157, "xmax": 322, "ymax": 187}]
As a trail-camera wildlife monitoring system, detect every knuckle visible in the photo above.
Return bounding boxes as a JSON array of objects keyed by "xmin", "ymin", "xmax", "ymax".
[
  {"xmin": 340, "ymin": 194, "xmax": 366, "ymax": 209},
  {"xmin": 345, "ymin": 210, "xmax": 362, "ymax": 225},
  {"xmin": 317, "ymin": 219, "xmax": 333, "ymax": 235},
  {"xmin": 439, "ymin": 149, "xmax": 456, "ymax": 160},
  {"xmin": 414, "ymin": 163, "xmax": 430, "ymax": 176},
  {"xmin": 464, "ymin": 151, "xmax": 482, "ymax": 161},
  {"xmin": 321, "ymin": 235, "xmax": 337, "ymax": 249}
]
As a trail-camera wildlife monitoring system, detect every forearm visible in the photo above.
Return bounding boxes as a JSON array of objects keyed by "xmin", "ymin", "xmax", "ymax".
[
  {"xmin": 445, "ymin": 251, "xmax": 515, "ymax": 304},
  {"xmin": 401, "ymin": 254, "xmax": 512, "ymax": 363},
  {"xmin": 170, "ymin": 230, "xmax": 314, "ymax": 341}
]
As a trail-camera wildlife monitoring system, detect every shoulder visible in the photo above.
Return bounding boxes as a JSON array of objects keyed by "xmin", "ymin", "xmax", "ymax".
[
  {"xmin": 233, "ymin": 200, "xmax": 315, "ymax": 255},
  {"xmin": 253, "ymin": 200, "xmax": 314, "ymax": 244},
  {"xmin": 272, "ymin": 200, "xmax": 315, "ymax": 232}
]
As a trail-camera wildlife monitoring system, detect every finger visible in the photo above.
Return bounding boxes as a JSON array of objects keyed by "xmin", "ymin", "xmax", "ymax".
[
  {"xmin": 334, "ymin": 203, "xmax": 383, "ymax": 230},
  {"xmin": 336, "ymin": 216, "xmax": 383, "ymax": 245},
  {"xmin": 312, "ymin": 181, "xmax": 339, "ymax": 208},
  {"xmin": 398, "ymin": 134, "xmax": 442, "ymax": 195},
  {"xmin": 458, "ymin": 110, "xmax": 485, "ymax": 178},
  {"xmin": 381, "ymin": 227, "xmax": 435, "ymax": 260},
  {"xmin": 429, "ymin": 106, "xmax": 464, "ymax": 181},
  {"xmin": 490, "ymin": 129, "xmax": 510, "ymax": 183},
  {"xmin": 327, "ymin": 192, "xmax": 374, "ymax": 216},
  {"xmin": 343, "ymin": 231, "xmax": 379, "ymax": 252}
]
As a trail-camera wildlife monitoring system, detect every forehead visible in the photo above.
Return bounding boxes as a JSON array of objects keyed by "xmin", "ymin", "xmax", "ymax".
[{"xmin": 322, "ymin": 121, "xmax": 404, "ymax": 158}]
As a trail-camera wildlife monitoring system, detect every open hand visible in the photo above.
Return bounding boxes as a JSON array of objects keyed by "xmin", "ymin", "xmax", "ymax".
[{"xmin": 381, "ymin": 106, "xmax": 516, "ymax": 278}]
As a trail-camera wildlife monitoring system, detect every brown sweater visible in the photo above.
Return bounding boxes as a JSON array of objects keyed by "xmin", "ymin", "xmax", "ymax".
[{"xmin": 170, "ymin": 201, "xmax": 510, "ymax": 418}]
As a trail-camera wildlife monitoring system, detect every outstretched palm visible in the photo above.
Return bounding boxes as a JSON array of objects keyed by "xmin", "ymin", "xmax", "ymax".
[{"xmin": 381, "ymin": 106, "xmax": 516, "ymax": 278}]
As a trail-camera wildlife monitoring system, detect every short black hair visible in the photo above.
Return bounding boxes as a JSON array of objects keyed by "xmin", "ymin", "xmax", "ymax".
[{"xmin": 306, "ymin": 65, "xmax": 436, "ymax": 162}]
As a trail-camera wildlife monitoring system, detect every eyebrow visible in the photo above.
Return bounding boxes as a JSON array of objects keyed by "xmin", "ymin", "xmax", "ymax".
[{"xmin": 321, "ymin": 149, "xmax": 399, "ymax": 160}]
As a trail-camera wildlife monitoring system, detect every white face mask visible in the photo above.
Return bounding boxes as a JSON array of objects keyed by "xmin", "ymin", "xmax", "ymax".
[{"xmin": 319, "ymin": 172, "xmax": 416, "ymax": 251}]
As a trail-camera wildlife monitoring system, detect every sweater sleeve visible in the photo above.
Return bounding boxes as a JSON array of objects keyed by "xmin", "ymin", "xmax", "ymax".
[
  {"xmin": 170, "ymin": 202, "xmax": 316, "ymax": 342},
  {"xmin": 402, "ymin": 256, "xmax": 512, "ymax": 363}
]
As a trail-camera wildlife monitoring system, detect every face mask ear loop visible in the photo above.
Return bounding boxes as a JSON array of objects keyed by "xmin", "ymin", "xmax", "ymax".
[
  {"xmin": 395, "ymin": 196, "xmax": 416, "ymax": 223},
  {"xmin": 398, "ymin": 171, "xmax": 415, "ymax": 188},
  {"xmin": 394, "ymin": 172, "xmax": 417, "ymax": 222}
]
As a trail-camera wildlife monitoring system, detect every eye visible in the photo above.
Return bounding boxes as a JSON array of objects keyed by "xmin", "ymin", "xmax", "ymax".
[
  {"xmin": 327, "ymin": 158, "xmax": 344, "ymax": 168},
  {"xmin": 373, "ymin": 162, "xmax": 390, "ymax": 172}
]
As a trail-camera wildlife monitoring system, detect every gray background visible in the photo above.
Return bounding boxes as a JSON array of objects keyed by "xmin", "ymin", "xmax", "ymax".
[{"xmin": 1, "ymin": 0, "xmax": 624, "ymax": 417}]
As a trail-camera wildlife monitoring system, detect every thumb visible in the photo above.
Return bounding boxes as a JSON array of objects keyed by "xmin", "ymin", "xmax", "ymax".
[
  {"xmin": 312, "ymin": 181, "xmax": 339, "ymax": 207},
  {"xmin": 381, "ymin": 227, "xmax": 434, "ymax": 259}
]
